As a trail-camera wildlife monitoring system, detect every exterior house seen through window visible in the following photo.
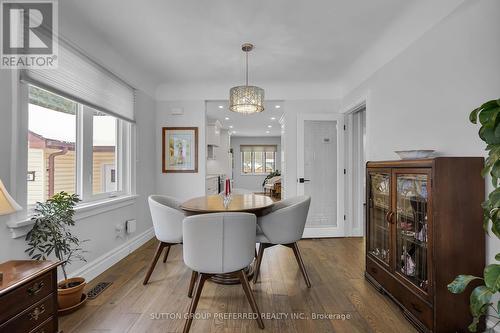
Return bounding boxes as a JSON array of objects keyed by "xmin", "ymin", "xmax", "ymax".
[{"xmin": 27, "ymin": 85, "xmax": 122, "ymax": 206}]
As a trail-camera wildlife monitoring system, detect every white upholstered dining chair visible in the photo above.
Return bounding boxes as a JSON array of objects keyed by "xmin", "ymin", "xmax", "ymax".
[
  {"xmin": 143, "ymin": 195, "xmax": 185, "ymax": 285},
  {"xmin": 182, "ymin": 212, "xmax": 264, "ymax": 333},
  {"xmin": 253, "ymin": 195, "xmax": 312, "ymax": 287}
]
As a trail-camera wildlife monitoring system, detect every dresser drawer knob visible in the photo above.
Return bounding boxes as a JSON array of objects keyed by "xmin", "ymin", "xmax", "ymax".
[
  {"xmin": 29, "ymin": 305, "xmax": 45, "ymax": 321},
  {"xmin": 27, "ymin": 281, "xmax": 45, "ymax": 296}
]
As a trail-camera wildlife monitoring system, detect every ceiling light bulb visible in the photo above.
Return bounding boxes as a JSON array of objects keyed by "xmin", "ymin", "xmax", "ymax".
[
  {"xmin": 225, "ymin": 117, "xmax": 230, "ymax": 120},
  {"xmin": 266, "ymin": 131, "xmax": 270, "ymax": 134},
  {"xmin": 229, "ymin": 125, "xmax": 233, "ymax": 128},
  {"xmin": 270, "ymin": 117, "xmax": 276, "ymax": 120},
  {"xmin": 267, "ymin": 125, "xmax": 272, "ymax": 128},
  {"xmin": 275, "ymin": 105, "xmax": 281, "ymax": 109},
  {"xmin": 218, "ymin": 105, "xmax": 224, "ymax": 109}
]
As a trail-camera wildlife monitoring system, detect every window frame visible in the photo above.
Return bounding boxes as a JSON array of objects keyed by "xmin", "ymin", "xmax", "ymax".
[
  {"xmin": 23, "ymin": 82, "xmax": 134, "ymax": 211},
  {"xmin": 240, "ymin": 145, "xmax": 277, "ymax": 176}
]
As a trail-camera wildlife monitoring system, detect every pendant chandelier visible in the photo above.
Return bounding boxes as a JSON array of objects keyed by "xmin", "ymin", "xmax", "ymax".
[{"xmin": 229, "ymin": 43, "xmax": 265, "ymax": 114}]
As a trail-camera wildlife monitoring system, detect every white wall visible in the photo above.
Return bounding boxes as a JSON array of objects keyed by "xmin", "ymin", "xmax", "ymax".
[
  {"xmin": 155, "ymin": 101, "xmax": 206, "ymax": 201},
  {"xmin": 282, "ymin": 100, "xmax": 342, "ymax": 198},
  {"xmin": 206, "ymin": 129, "xmax": 231, "ymax": 178},
  {"xmin": 341, "ymin": 0, "xmax": 500, "ymax": 262},
  {"xmin": 230, "ymin": 136, "xmax": 281, "ymax": 192}
]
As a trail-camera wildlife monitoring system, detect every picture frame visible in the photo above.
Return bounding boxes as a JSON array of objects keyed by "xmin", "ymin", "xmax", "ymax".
[{"xmin": 162, "ymin": 127, "xmax": 198, "ymax": 173}]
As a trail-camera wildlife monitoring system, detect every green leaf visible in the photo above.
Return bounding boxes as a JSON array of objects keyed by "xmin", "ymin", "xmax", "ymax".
[
  {"xmin": 448, "ymin": 275, "xmax": 481, "ymax": 294},
  {"xmin": 479, "ymin": 107, "xmax": 500, "ymax": 128},
  {"xmin": 468, "ymin": 316, "xmax": 480, "ymax": 332},
  {"xmin": 484, "ymin": 264, "xmax": 500, "ymax": 291},
  {"xmin": 495, "ymin": 253, "xmax": 500, "ymax": 261},
  {"xmin": 480, "ymin": 126, "xmax": 500, "ymax": 145},
  {"xmin": 470, "ymin": 285, "xmax": 493, "ymax": 316},
  {"xmin": 492, "ymin": 160, "xmax": 500, "ymax": 179},
  {"xmin": 470, "ymin": 108, "xmax": 480, "ymax": 124},
  {"xmin": 492, "ymin": 217, "xmax": 500, "ymax": 238}
]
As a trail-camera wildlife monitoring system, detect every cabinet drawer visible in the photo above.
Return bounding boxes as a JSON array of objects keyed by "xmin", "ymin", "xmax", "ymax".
[
  {"xmin": 0, "ymin": 271, "xmax": 54, "ymax": 324},
  {"xmin": 366, "ymin": 258, "xmax": 432, "ymax": 330},
  {"xmin": 0, "ymin": 294, "xmax": 54, "ymax": 333},
  {"xmin": 397, "ymin": 284, "xmax": 433, "ymax": 329},
  {"xmin": 30, "ymin": 316, "xmax": 55, "ymax": 333}
]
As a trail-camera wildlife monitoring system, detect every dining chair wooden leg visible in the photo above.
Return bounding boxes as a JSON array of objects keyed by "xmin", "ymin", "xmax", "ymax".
[
  {"xmin": 162, "ymin": 244, "xmax": 171, "ymax": 263},
  {"xmin": 291, "ymin": 242, "xmax": 311, "ymax": 288},
  {"xmin": 143, "ymin": 242, "xmax": 165, "ymax": 285},
  {"xmin": 238, "ymin": 270, "xmax": 264, "ymax": 329},
  {"xmin": 183, "ymin": 273, "xmax": 209, "ymax": 333},
  {"xmin": 187, "ymin": 270, "xmax": 198, "ymax": 298},
  {"xmin": 253, "ymin": 243, "xmax": 266, "ymax": 284}
]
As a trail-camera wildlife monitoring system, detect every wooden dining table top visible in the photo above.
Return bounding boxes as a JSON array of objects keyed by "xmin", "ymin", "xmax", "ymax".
[{"xmin": 180, "ymin": 194, "xmax": 275, "ymax": 215}]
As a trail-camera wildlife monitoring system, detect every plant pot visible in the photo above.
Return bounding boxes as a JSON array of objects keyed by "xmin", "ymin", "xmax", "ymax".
[{"xmin": 57, "ymin": 277, "xmax": 86, "ymax": 309}]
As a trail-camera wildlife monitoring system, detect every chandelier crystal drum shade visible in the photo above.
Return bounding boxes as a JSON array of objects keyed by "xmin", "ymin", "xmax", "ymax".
[{"xmin": 229, "ymin": 43, "xmax": 265, "ymax": 114}]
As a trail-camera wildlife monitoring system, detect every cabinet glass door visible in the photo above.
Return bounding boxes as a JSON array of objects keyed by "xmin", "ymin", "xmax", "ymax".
[
  {"xmin": 367, "ymin": 172, "xmax": 391, "ymax": 266},
  {"xmin": 395, "ymin": 173, "xmax": 430, "ymax": 293}
]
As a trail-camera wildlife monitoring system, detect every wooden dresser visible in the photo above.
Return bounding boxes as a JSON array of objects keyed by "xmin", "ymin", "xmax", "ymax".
[
  {"xmin": 365, "ymin": 158, "xmax": 485, "ymax": 332},
  {"xmin": 0, "ymin": 260, "xmax": 60, "ymax": 333}
]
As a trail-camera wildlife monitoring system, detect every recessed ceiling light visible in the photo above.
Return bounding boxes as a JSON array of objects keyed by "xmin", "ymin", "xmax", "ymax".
[
  {"xmin": 267, "ymin": 125, "xmax": 272, "ymax": 128},
  {"xmin": 266, "ymin": 131, "xmax": 270, "ymax": 134},
  {"xmin": 225, "ymin": 117, "xmax": 230, "ymax": 120},
  {"xmin": 275, "ymin": 105, "xmax": 281, "ymax": 109},
  {"xmin": 229, "ymin": 125, "xmax": 234, "ymax": 128},
  {"xmin": 218, "ymin": 105, "xmax": 224, "ymax": 109},
  {"xmin": 270, "ymin": 117, "xmax": 276, "ymax": 120}
]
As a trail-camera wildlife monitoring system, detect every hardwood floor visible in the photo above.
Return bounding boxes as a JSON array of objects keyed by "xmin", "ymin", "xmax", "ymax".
[{"xmin": 60, "ymin": 238, "xmax": 417, "ymax": 333}]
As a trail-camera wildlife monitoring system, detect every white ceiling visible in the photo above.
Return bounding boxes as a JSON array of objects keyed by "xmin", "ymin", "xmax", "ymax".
[
  {"xmin": 60, "ymin": 0, "xmax": 418, "ymax": 92},
  {"xmin": 207, "ymin": 101, "xmax": 284, "ymax": 137}
]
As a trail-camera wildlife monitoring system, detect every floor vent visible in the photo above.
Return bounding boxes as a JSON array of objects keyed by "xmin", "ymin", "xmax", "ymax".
[{"xmin": 87, "ymin": 282, "xmax": 112, "ymax": 300}]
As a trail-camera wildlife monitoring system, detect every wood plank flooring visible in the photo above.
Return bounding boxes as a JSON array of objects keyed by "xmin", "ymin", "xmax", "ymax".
[{"xmin": 60, "ymin": 238, "xmax": 417, "ymax": 333}]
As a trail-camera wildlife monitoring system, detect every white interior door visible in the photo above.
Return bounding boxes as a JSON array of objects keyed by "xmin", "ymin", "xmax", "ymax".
[{"xmin": 297, "ymin": 113, "xmax": 345, "ymax": 238}]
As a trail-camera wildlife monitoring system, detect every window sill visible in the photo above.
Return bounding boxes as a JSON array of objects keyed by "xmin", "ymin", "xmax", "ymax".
[{"xmin": 7, "ymin": 194, "xmax": 139, "ymax": 238}]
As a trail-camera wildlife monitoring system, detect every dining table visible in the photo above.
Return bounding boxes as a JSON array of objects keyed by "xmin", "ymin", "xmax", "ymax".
[{"xmin": 180, "ymin": 193, "xmax": 275, "ymax": 284}]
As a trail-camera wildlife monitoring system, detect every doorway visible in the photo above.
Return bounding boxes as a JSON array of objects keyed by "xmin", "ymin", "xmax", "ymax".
[
  {"xmin": 346, "ymin": 106, "xmax": 366, "ymax": 237},
  {"xmin": 297, "ymin": 113, "xmax": 345, "ymax": 237}
]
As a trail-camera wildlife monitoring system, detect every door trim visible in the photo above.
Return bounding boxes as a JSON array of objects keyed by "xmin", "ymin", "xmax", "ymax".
[{"xmin": 297, "ymin": 112, "xmax": 345, "ymax": 238}]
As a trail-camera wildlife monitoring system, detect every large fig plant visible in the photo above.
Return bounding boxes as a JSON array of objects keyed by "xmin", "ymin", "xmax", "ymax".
[{"xmin": 448, "ymin": 99, "xmax": 500, "ymax": 332}]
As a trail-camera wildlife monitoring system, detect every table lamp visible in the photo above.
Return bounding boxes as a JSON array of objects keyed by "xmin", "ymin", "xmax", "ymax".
[{"xmin": 0, "ymin": 178, "xmax": 22, "ymax": 282}]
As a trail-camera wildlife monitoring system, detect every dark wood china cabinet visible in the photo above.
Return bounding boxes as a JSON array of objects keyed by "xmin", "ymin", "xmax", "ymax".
[{"xmin": 365, "ymin": 157, "xmax": 485, "ymax": 333}]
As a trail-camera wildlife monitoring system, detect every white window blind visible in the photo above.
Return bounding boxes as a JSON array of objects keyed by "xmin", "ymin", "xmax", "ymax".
[
  {"xmin": 240, "ymin": 145, "xmax": 277, "ymax": 153},
  {"xmin": 21, "ymin": 39, "xmax": 135, "ymax": 122}
]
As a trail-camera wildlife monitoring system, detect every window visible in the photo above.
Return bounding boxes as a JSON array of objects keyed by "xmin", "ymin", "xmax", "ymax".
[
  {"xmin": 28, "ymin": 86, "xmax": 77, "ymax": 205},
  {"xmin": 26, "ymin": 85, "xmax": 130, "ymax": 206},
  {"xmin": 240, "ymin": 145, "xmax": 277, "ymax": 175},
  {"xmin": 92, "ymin": 111, "xmax": 118, "ymax": 195}
]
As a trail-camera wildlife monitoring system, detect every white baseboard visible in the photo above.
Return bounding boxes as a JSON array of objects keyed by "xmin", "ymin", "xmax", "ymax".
[{"xmin": 69, "ymin": 227, "xmax": 154, "ymax": 283}]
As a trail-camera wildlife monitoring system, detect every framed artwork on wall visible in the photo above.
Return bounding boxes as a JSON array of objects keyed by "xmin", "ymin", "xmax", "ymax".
[{"xmin": 162, "ymin": 127, "xmax": 198, "ymax": 173}]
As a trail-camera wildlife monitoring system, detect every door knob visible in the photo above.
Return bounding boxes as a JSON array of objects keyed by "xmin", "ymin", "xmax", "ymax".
[{"xmin": 299, "ymin": 178, "xmax": 311, "ymax": 183}]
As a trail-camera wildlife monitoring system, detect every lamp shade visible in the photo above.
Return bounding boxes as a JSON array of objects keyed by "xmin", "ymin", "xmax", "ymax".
[
  {"xmin": 229, "ymin": 85, "xmax": 265, "ymax": 114},
  {"xmin": 0, "ymin": 179, "xmax": 22, "ymax": 216}
]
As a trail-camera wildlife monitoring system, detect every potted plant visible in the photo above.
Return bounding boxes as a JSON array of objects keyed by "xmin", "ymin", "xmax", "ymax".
[
  {"xmin": 25, "ymin": 192, "xmax": 88, "ymax": 310},
  {"xmin": 262, "ymin": 170, "xmax": 281, "ymax": 188},
  {"xmin": 448, "ymin": 99, "xmax": 500, "ymax": 332}
]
